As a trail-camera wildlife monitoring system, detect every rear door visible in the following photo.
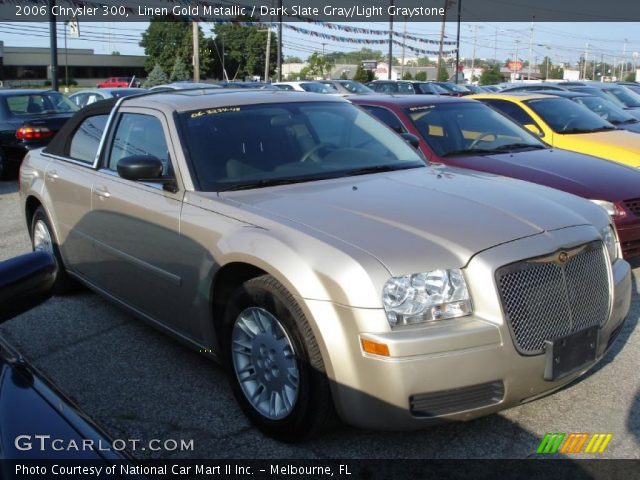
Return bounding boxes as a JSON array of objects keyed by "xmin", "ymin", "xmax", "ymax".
[
  {"xmin": 40, "ymin": 113, "xmax": 109, "ymax": 277},
  {"xmin": 86, "ymin": 107, "xmax": 192, "ymax": 336}
]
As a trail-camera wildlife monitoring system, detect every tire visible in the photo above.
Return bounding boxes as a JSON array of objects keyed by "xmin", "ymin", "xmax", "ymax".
[
  {"xmin": 223, "ymin": 275, "xmax": 337, "ymax": 442},
  {"xmin": 30, "ymin": 206, "xmax": 77, "ymax": 295},
  {"xmin": 0, "ymin": 151, "xmax": 6, "ymax": 180}
]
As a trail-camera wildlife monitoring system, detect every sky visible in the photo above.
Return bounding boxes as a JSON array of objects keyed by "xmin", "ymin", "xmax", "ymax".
[{"xmin": 1, "ymin": 21, "xmax": 638, "ymax": 68}]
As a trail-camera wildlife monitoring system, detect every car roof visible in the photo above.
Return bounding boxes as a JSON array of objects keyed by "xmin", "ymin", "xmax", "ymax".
[
  {"xmin": 469, "ymin": 92, "xmax": 558, "ymax": 101},
  {"xmin": 349, "ymin": 94, "xmax": 476, "ymax": 106},
  {"xmin": 524, "ymin": 90, "xmax": 594, "ymax": 99},
  {"xmin": 122, "ymin": 89, "xmax": 346, "ymax": 112},
  {"xmin": 0, "ymin": 89, "xmax": 51, "ymax": 96}
]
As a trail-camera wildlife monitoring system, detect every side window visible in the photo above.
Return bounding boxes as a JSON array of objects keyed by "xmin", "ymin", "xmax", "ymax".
[
  {"xmin": 397, "ymin": 83, "xmax": 415, "ymax": 94},
  {"xmin": 108, "ymin": 113, "xmax": 170, "ymax": 174},
  {"xmin": 362, "ymin": 106, "xmax": 407, "ymax": 134},
  {"xmin": 68, "ymin": 114, "xmax": 109, "ymax": 163},
  {"xmin": 483, "ymin": 100, "xmax": 537, "ymax": 126}
]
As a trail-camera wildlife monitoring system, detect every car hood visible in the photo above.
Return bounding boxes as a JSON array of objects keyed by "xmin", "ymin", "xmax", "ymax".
[
  {"xmin": 447, "ymin": 148, "xmax": 640, "ymax": 202},
  {"xmin": 219, "ymin": 167, "xmax": 605, "ymax": 275},
  {"xmin": 556, "ymin": 130, "xmax": 640, "ymax": 167}
]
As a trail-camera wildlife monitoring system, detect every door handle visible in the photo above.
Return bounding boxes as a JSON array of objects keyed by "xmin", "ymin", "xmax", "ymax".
[
  {"xmin": 45, "ymin": 170, "xmax": 58, "ymax": 181},
  {"xmin": 94, "ymin": 185, "xmax": 111, "ymax": 199}
]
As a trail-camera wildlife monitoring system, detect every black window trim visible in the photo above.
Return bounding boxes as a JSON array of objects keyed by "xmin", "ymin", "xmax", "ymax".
[{"xmin": 359, "ymin": 104, "xmax": 407, "ymax": 134}]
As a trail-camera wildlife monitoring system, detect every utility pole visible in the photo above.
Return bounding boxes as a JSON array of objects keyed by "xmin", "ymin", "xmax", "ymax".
[
  {"xmin": 470, "ymin": 25, "xmax": 478, "ymax": 84},
  {"xmin": 582, "ymin": 43, "xmax": 589, "ymax": 80},
  {"xmin": 527, "ymin": 19, "xmax": 534, "ymax": 80},
  {"xmin": 437, "ymin": 0, "xmax": 449, "ymax": 80},
  {"xmin": 388, "ymin": 0, "xmax": 394, "ymax": 79},
  {"xmin": 622, "ymin": 39, "xmax": 627, "ymax": 80},
  {"xmin": 400, "ymin": 19, "xmax": 407, "ymax": 78},
  {"xmin": 455, "ymin": 0, "xmax": 461, "ymax": 83},
  {"xmin": 277, "ymin": 0, "xmax": 282, "ymax": 81},
  {"xmin": 48, "ymin": 0, "xmax": 58, "ymax": 91},
  {"xmin": 264, "ymin": 24, "xmax": 272, "ymax": 82},
  {"xmin": 64, "ymin": 20, "xmax": 68, "ymax": 90},
  {"xmin": 514, "ymin": 39, "xmax": 520, "ymax": 81},
  {"xmin": 192, "ymin": 21, "xmax": 200, "ymax": 82},
  {"xmin": 494, "ymin": 27, "xmax": 498, "ymax": 64}
]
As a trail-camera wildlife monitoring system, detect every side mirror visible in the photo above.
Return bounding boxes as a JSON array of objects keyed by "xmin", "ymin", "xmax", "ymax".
[
  {"xmin": 523, "ymin": 123, "xmax": 544, "ymax": 137},
  {"xmin": 0, "ymin": 251, "xmax": 57, "ymax": 323},
  {"xmin": 400, "ymin": 132, "xmax": 421, "ymax": 149},
  {"xmin": 117, "ymin": 155, "xmax": 163, "ymax": 181}
]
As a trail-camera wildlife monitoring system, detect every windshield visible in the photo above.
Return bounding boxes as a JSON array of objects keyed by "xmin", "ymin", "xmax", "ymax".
[
  {"xmin": 439, "ymin": 83, "xmax": 470, "ymax": 93},
  {"xmin": 179, "ymin": 102, "xmax": 425, "ymax": 191},
  {"xmin": 4, "ymin": 93, "xmax": 78, "ymax": 115},
  {"xmin": 418, "ymin": 83, "xmax": 449, "ymax": 94},
  {"xmin": 406, "ymin": 101, "xmax": 545, "ymax": 157},
  {"xmin": 602, "ymin": 87, "xmax": 640, "ymax": 108},
  {"xmin": 300, "ymin": 83, "xmax": 339, "ymax": 94},
  {"xmin": 524, "ymin": 97, "xmax": 615, "ymax": 133},
  {"xmin": 338, "ymin": 81, "xmax": 374, "ymax": 94},
  {"xmin": 574, "ymin": 96, "xmax": 636, "ymax": 124}
]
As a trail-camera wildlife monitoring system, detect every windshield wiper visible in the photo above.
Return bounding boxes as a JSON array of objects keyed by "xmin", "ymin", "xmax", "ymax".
[
  {"xmin": 490, "ymin": 143, "xmax": 546, "ymax": 152},
  {"xmin": 442, "ymin": 148, "xmax": 511, "ymax": 157},
  {"xmin": 343, "ymin": 163, "xmax": 423, "ymax": 176},
  {"xmin": 562, "ymin": 126, "xmax": 616, "ymax": 134},
  {"xmin": 219, "ymin": 177, "xmax": 319, "ymax": 192}
]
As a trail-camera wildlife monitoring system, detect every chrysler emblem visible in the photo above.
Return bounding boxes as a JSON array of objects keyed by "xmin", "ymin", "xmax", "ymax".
[{"xmin": 558, "ymin": 251, "xmax": 569, "ymax": 263}]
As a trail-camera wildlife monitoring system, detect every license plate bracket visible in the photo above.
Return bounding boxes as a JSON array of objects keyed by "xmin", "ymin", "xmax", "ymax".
[{"xmin": 544, "ymin": 326, "xmax": 599, "ymax": 381}]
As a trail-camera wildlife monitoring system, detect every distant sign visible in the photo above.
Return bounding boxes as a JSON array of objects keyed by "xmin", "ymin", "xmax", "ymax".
[
  {"xmin": 362, "ymin": 61, "xmax": 377, "ymax": 70},
  {"xmin": 508, "ymin": 61, "xmax": 523, "ymax": 71}
]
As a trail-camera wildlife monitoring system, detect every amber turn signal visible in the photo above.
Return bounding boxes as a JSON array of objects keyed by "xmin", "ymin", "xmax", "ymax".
[{"xmin": 361, "ymin": 338, "xmax": 390, "ymax": 356}]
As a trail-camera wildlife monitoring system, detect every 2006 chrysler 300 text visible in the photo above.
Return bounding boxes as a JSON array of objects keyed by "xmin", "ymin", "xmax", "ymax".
[{"xmin": 19, "ymin": 90, "xmax": 631, "ymax": 441}]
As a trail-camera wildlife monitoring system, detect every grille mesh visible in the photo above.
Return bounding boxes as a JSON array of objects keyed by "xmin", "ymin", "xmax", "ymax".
[{"xmin": 497, "ymin": 243, "xmax": 610, "ymax": 354}]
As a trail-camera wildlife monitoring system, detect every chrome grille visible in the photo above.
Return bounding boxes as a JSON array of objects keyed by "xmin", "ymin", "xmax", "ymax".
[{"xmin": 496, "ymin": 242, "xmax": 610, "ymax": 354}]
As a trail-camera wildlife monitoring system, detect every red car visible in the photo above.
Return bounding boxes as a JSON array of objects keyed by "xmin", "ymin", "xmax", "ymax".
[
  {"xmin": 96, "ymin": 77, "xmax": 139, "ymax": 88},
  {"xmin": 351, "ymin": 94, "xmax": 640, "ymax": 258}
]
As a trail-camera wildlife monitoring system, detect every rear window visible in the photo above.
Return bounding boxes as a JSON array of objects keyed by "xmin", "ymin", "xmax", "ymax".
[{"xmin": 5, "ymin": 93, "xmax": 78, "ymax": 115}]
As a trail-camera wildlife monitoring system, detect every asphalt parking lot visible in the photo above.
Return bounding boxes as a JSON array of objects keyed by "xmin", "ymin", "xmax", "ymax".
[{"xmin": 1, "ymin": 178, "xmax": 639, "ymax": 460}]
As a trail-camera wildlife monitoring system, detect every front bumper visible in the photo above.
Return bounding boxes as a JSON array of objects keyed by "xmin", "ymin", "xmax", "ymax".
[{"xmin": 303, "ymin": 226, "xmax": 632, "ymax": 430}]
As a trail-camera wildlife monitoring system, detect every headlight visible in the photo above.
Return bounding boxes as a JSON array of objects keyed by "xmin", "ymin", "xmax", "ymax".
[
  {"xmin": 382, "ymin": 269, "xmax": 472, "ymax": 326},
  {"xmin": 590, "ymin": 199, "xmax": 626, "ymax": 219},
  {"xmin": 601, "ymin": 225, "xmax": 619, "ymax": 262}
]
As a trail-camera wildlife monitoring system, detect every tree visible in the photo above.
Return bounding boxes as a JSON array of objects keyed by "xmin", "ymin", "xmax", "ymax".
[
  {"xmin": 305, "ymin": 52, "xmax": 332, "ymax": 79},
  {"xmin": 353, "ymin": 64, "xmax": 374, "ymax": 83},
  {"xmin": 625, "ymin": 72, "xmax": 636, "ymax": 82},
  {"xmin": 437, "ymin": 65, "xmax": 449, "ymax": 81},
  {"xmin": 170, "ymin": 56, "xmax": 190, "ymax": 82},
  {"xmin": 479, "ymin": 65, "xmax": 502, "ymax": 85},
  {"xmin": 143, "ymin": 64, "xmax": 168, "ymax": 87},
  {"xmin": 284, "ymin": 56, "xmax": 303, "ymax": 63},
  {"xmin": 324, "ymin": 48, "xmax": 384, "ymax": 65},
  {"xmin": 402, "ymin": 71, "xmax": 413, "ymax": 80},
  {"xmin": 140, "ymin": 17, "xmax": 213, "ymax": 79},
  {"xmin": 339, "ymin": 71, "xmax": 349, "ymax": 80},
  {"xmin": 211, "ymin": 21, "xmax": 278, "ymax": 80},
  {"xmin": 414, "ymin": 71, "xmax": 427, "ymax": 81}
]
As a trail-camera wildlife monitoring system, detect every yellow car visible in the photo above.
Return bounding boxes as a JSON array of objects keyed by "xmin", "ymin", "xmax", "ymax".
[{"xmin": 471, "ymin": 92, "xmax": 640, "ymax": 168}]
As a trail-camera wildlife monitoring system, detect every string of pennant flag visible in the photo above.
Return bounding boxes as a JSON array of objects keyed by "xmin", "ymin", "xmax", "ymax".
[
  {"xmin": 217, "ymin": 21, "xmax": 458, "ymax": 56},
  {"xmin": 301, "ymin": 19, "xmax": 458, "ymax": 46}
]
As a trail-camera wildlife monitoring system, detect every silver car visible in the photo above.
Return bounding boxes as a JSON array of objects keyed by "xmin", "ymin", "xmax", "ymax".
[{"xmin": 19, "ymin": 90, "xmax": 631, "ymax": 441}]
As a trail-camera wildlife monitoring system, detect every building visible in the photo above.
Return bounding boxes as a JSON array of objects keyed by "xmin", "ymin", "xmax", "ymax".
[{"xmin": 0, "ymin": 42, "xmax": 146, "ymax": 86}]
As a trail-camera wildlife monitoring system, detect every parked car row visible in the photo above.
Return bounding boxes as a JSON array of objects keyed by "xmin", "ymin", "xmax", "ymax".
[{"xmin": 10, "ymin": 86, "xmax": 631, "ymax": 442}]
